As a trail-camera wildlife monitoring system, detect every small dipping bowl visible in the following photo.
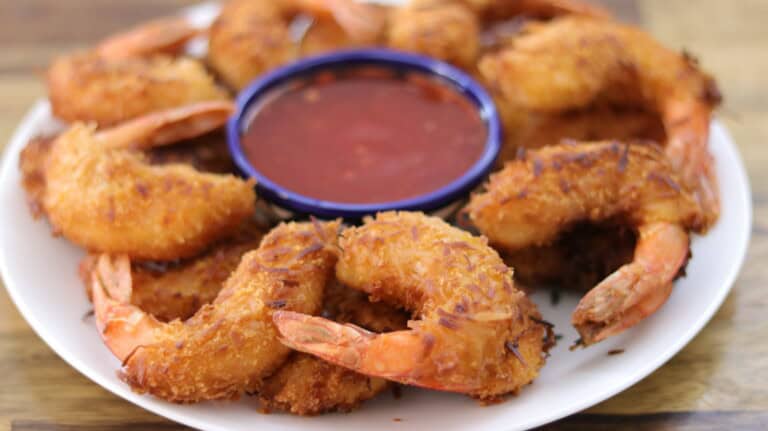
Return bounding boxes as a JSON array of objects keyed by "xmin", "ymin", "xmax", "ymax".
[{"xmin": 227, "ymin": 49, "xmax": 501, "ymax": 220}]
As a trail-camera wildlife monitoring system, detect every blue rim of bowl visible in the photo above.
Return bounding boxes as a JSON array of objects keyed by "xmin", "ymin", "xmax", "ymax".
[{"xmin": 227, "ymin": 48, "xmax": 502, "ymax": 219}]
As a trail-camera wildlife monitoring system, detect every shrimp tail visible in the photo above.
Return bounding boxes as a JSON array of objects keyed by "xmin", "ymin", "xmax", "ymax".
[
  {"xmin": 96, "ymin": 16, "xmax": 201, "ymax": 60},
  {"xmin": 91, "ymin": 255, "xmax": 161, "ymax": 361},
  {"xmin": 94, "ymin": 101, "xmax": 235, "ymax": 150},
  {"xmin": 274, "ymin": 311, "xmax": 452, "ymax": 389},
  {"xmin": 303, "ymin": 0, "xmax": 387, "ymax": 44},
  {"xmin": 572, "ymin": 223, "xmax": 689, "ymax": 345}
]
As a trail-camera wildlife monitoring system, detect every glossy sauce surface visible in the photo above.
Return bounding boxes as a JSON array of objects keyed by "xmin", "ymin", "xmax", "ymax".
[{"xmin": 242, "ymin": 68, "xmax": 487, "ymax": 204}]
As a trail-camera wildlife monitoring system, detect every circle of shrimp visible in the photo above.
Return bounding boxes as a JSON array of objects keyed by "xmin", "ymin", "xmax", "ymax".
[
  {"xmin": 274, "ymin": 212, "xmax": 551, "ymax": 400},
  {"xmin": 478, "ymin": 16, "xmax": 722, "ymax": 226},
  {"xmin": 90, "ymin": 220, "xmax": 340, "ymax": 402},
  {"xmin": 465, "ymin": 141, "xmax": 703, "ymax": 345},
  {"xmin": 48, "ymin": 17, "xmax": 228, "ymax": 126},
  {"xmin": 42, "ymin": 102, "xmax": 256, "ymax": 261},
  {"xmin": 258, "ymin": 282, "xmax": 409, "ymax": 415}
]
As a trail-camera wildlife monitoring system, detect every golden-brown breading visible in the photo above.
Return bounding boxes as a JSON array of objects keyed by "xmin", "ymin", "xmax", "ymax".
[
  {"xmin": 20, "ymin": 129, "xmax": 237, "ymax": 224},
  {"xmin": 42, "ymin": 103, "xmax": 255, "ymax": 261},
  {"xmin": 208, "ymin": 0, "xmax": 373, "ymax": 91},
  {"xmin": 274, "ymin": 212, "xmax": 550, "ymax": 400},
  {"xmin": 48, "ymin": 54, "xmax": 228, "ymax": 126},
  {"xmin": 466, "ymin": 142, "xmax": 702, "ymax": 344},
  {"xmin": 467, "ymin": 141, "xmax": 703, "ymax": 252},
  {"xmin": 479, "ymin": 16, "xmax": 721, "ymax": 225},
  {"xmin": 387, "ymin": 1, "xmax": 480, "ymax": 70},
  {"xmin": 80, "ymin": 223, "xmax": 265, "ymax": 322},
  {"xmin": 208, "ymin": 0, "xmax": 296, "ymax": 91},
  {"xmin": 90, "ymin": 221, "xmax": 340, "ymax": 402},
  {"xmin": 258, "ymin": 283, "xmax": 409, "ymax": 415}
]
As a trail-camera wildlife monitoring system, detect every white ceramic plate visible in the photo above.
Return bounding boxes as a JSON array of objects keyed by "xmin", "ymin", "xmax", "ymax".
[{"xmin": 0, "ymin": 3, "xmax": 752, "ymax": 431}]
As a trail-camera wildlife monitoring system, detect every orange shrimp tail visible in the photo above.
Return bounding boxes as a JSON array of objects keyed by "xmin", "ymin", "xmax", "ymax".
[
  {"xmin": 96, "ymin": 16, "xmax": 201, "ymax": 60},
  {"xmin": 274, "ymin": 311, "xmax": 441, "ymax": 387},
  {"xmin": 573, "ymin": 223, "xmax": 689, "ymax": 345},
  {"xmin": 663, "ymin": 99, "xmax": 720, "ymax": 228},
  {"xmin": 91, "ymin": 255, "xmax": 160, "ymax": 361},
  {"xmin": 94, "ymin": 101, "xmax": 235, "ymax": 150}
]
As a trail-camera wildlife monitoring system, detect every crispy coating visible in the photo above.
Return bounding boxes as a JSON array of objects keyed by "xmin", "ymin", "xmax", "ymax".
[
  {"xmin": 80, "ymin": 223, "xmax": 264, "ymax": 322},
  {"xmin": 467, "ymin": 141, "xmax": 703, "ymax": 252},
  {"xmin": 258, "ymin": 283, "xmax": 408, "ymax": 415},
  {"xmin": 388, "ymin": 1, "xmax": 480, "ymax": 70},
  {"xmin": 479, "ymin": 17, "xmax": 721, "ymax": 225},
  {"xmin": 42, "ymin": 104, "xmax": 256, "ymax": 261},
  {"xmin": 208, "ymin": 0, "xmax": 296, "ymax": 91},
  {"xmin": 275, "ymin": 212, "xmax": 549, "ymax": 400},
  {"xmin": 386, "ymin": 0, "xmax": 608, "ymax": 71},
  {"xmin": 91, "ymin": 221, "xmax": 340, "ymax": 402},
  {"xmin": 466, "ymin": 142, "xmax": 702, "ymax": 344},
  {"xmin": 48, "ymin": 54, "xmax": 228, "ymax": 126},
  {"xmin": 208, "ymin": 0, "xmax": 382, "ymax": 91},
  {"xmin": 19, "ymin": 135, "xmax": 56, "ymax": 218},
  {"xmin": 21, "ymin": 129, "xmax": 236, "ymax": 223}
]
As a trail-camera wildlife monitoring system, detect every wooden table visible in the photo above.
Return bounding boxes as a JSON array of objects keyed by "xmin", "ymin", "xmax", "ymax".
[{"xmin": 1, "ymin": 1, "xmax": 766, "ymax": 430}]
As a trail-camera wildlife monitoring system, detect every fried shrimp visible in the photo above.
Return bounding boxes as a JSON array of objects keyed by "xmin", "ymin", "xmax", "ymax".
[
  {"xmin": 258, "ymin": 283, "xmax": 409, "ymax": 415},
  {"xmin": 274, "ymin": 212, "xmax": 550, "ymax": 400},
  {"xmin": 90, "ymin": 220, "xmax": 340, "ymax": 402},
  {"xmin": 208, "ymin": 0, "xmax": 378, "ymax": 90},
  {"xmin": 48, "ymin": 17, "xmax": 227, "ymax": 126},
  {"xmin": 373, "ymin": 0, "xmax": 609, "ymax": 70},
  {"xmin": 80, "ymin": 224, "xmax": 265, "ymax": 322},
  {"xmin": 479, "ymin": 17, "xmax": 722, "ymax": 226},
  {"xmin": 465, "ymin": 141, "xmax": 702, "ymax": 345},
  {"xmin": 43, "ymin": 102, "xmax": 256, "ymax": 261}
]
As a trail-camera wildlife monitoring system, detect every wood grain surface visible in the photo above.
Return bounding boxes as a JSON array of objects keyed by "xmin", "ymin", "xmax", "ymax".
[{"xmin": 1, "ymin": 1, "xmax": 766, "ymax": 430}]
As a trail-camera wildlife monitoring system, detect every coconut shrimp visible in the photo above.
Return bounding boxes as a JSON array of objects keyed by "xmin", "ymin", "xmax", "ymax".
[
  {"xmin": 334, "ymin": 0, "xmax": 609, "ymax": 71},
  {"xmin": 48, "ymin": 17, "xmax": 228, "ymax": 126},
  {"xmin": 42, "ymin": 102, "xmax": 255, "ymax": 261},
  {"xmin": 274, "ymin": 212, "xmax": 551, "ymax": 400},
  {"xmin": 208, "ymin": 0, "xmax": 383, "ymax": 91},
  {"xmin": 465, "ymin": 141, "xmax": 703, "ymax": 345},
  {"xmin": 20, "ymin": 130, "xmax": 235, "ymax": 222},
  {"xmin": 258, "ymin": 282, "xmax": 409, "ymax": 415},
  {"xmin": 80, "ymin": 223, "xmax": 265, "ymax": 322},
  {"xmin": 90, "ymin": 220, "xmax": 339, "ymax": 402},
  {"xmin": 479, "ymin": 17, "xmax": 722, "ymax": 226}
]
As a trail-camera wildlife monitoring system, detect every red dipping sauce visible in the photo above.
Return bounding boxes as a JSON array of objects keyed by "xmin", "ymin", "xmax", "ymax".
[{"xmin": 241, "ymin": 67, "xmax": 487, "ymax": 204}]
